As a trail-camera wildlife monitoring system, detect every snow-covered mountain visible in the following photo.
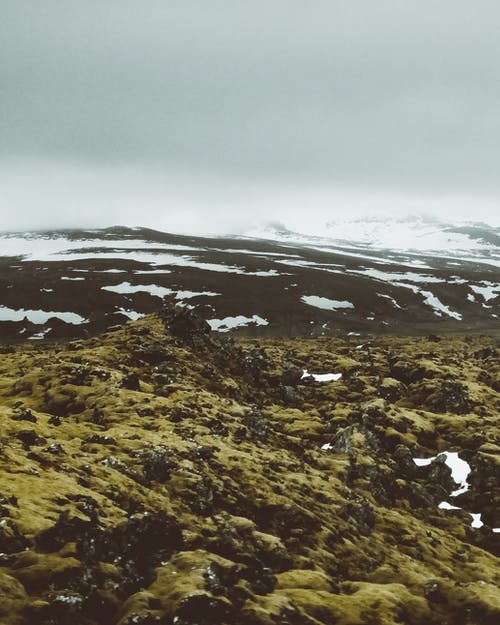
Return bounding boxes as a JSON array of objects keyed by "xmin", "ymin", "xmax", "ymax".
[
  {"xmin": 245, "ymin": 216, "xmax": 500, "ymax": 262},
  {"xmin": 0, "ymin": 218, "xmax": 498, "ymax": 341}
]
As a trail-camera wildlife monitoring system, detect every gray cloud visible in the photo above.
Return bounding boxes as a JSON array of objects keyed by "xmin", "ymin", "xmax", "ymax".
[{"xmin": 1, "ymin": 1, "xmax": 500, "ymax": 231}]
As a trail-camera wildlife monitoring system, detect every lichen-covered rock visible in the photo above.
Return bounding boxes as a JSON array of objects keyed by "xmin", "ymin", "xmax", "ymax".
[{"xmin": 0, "ymin": 315, "xmax": 498, "ymax": 624}]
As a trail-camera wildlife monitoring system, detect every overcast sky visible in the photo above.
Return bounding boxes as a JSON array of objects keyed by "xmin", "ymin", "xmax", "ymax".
[{"xmin": 1, "ymin": 1, "xmax": 500, "ymax": 233}]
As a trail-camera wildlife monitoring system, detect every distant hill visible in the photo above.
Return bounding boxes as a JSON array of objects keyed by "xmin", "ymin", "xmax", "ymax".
[{"xmin": 0, "ymin": 219, "xmax": 498, "ymax": 341}]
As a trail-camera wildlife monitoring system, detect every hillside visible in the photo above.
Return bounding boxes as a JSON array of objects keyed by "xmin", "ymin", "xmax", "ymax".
[
  {"xmin": 0, "ymin": 222, "xmax": 499, "ymax": 342},
  {"xmin": 0, "ymin": 306, "xmax": 498, "ymax": 624}
]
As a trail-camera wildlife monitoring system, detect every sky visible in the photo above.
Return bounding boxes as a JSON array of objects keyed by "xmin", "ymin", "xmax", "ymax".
[{"xmin": 1, "ymin": 0, "xmax": 500, "ymax": 234}]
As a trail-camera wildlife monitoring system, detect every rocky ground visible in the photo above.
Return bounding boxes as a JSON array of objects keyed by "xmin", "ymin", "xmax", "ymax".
[{"xmin": 0, "ymin": 306, "xmax": 498, "ymax": 624}]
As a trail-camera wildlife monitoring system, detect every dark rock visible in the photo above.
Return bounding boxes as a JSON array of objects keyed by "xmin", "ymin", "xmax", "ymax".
[
  {"xmin": 424, "ymin": 380, "xmax": 472, "ymax": 414},
  {"xmin": 162, "ymin": 304, "xmax": 212, "ymax": 348},
  {"xmin": 474, "ymin": 347, "xmax": 498, "ymax": 360},
  {"xmin": 16, "ymin": 429, "xmax": 46, "ymax": 449},
  {"xmin": 109, "ymin": 511, "xmax": 183, "ymax": 586},
  {"xmin": 35, "ymin": 511, "xmax": 98, "ymax": 554},
  {"xmin": 256, "ymin": 503, "xmax": 319, "ymax": 540},
  {"xmin": 169, "ymin": 406, "xmax": 191, "ymax": 422},
  {"xmin": 426, "ymin": 454, "xmax": 456, "ymax": 492},
  {"xmin": 133, "ymin": 342, "xmax": 171, "ymax": 365},
  {"xmin": 43, "ymin": 443, "xmax": 65, "ymax": 455},
  {"xmin": 204, "ymin": 561, "xmax": 242, "ymax": 596},
  {"xmin": 242, "ymin": 564, "xmax": 277, "ymax": 595},
  {"xmin": 32, "ymin": 592, "xmax": 87, "ymax": 625},
  {"xmin": 173, "ymin": 593, "xmax": 234, "ymax": 625},
  {"xmin": 427, "ymin": 334, "xmax": 441, "ymax": 342},
  {"xmin": 91, "ymin": 407, "xmax": 106, "ymax": 426},
  {"xmin": 0, "ymin": 495, "xmax": 18, "ymax": 516},
  {"xmin": 281, "ymin": 365, "xmax": 303, "ymax": 387},
  {"xmin": 0, "ymin": 519, "xmax": 30, "ymax": 553},
  {"xmin": 11, "ymin": 408, "xmax": 37, "ymax": 423},
  {"xmin": 83, "ymin": 435, "xmax": 117, "ymax": 446},
  {"xmin": 338, "ymin": 499, "xmax": 376, "ymax": 535},
  {"xmin": 142, "ymin": 446, "xmax": 177, "ymax": 483},
  {"xmin": 121, "ymin": 615, "xmax": 165, "ymax": 625},
  {"xmin": 121, "ymin": 372, "xmax": 141, "ymax": 391},
  {"xmin": 188, "ymin": 478, "xmax": 215, "ymax": 515},
  {"xmin": 390, "ymin": 358, "xmax": 435, "ymax": 384},
  {"xmin": 189, "ymin": 445, "xmax": 216, "ymax": 462},
  {"xmin": 378, "ymin": 377, "xmax": 406, "ymax": 401},
  {"xmin": 101, "ymin": 456, "xmax": 144, "ymax": 484},
  {"xmin": 242, "ymin": 408, "xmax": 268, "ymax": 438},
  {"xmin": 207, "ymin": 418, "xmax": 229, "ymax": 437},
  {"xmin": 393, "ymin": 445, "xmax": 418, "ymax": 477}
]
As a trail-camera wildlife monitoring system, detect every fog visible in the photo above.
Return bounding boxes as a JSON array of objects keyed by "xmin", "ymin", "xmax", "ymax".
[{"xmin": 1, "ymin": 1, "xmax": 500, "ymax": 233}]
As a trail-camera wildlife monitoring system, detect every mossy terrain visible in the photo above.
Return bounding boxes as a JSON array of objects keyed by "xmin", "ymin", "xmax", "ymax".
[{"xmin": 0, "ymin": 307, "xmax": 498, "ymax": 624}]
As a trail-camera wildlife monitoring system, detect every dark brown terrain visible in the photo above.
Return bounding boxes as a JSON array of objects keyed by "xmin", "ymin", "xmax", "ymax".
[{"xmin": 0, "ymin": 226, "xmax": 498, "ymax": 342}]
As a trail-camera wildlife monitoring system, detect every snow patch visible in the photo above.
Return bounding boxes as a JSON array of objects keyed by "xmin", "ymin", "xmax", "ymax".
[
  {"xmin": 302, "ymin": 370, "xmax": 342, "ymax": 382},
  {"xmin": 420, "ymin": 290, "xmax": 463, "ymax": 321},
  {"xmin": 377, "ymin": 293, "xmax": 403, "ymax": 309},
  {"xmin": 438, "ymin": 501, "xmax": 461, "ymax": 511},
  {"xmin": 353, "ymin": 268, "xmax": 445, "ymax": 284},
  {"xmin": 0, "ymin": 306, "xmax": 86, "ymax": 325},
  {"xmin": 413, "ymin": 451, "xmax": 491, "ymax": 530},
  {"xmin": 301, "ymin": 295, "xmax": 354, "ymax": 311},
  {"xmin": 28, "ymin": 330, "xmax": 49, "ymax": 340},
  {"xmin": 117, "ymin": 308, "xmax": 145, "ymax": 321},
  {"xmin": 413, "ymin": 451, "xmax": 470, "ymax": 494},
  {"xmin": 102, "ymin": 282, "xmax": 219, "ymax": 300},
  {"xmin": 470, "ymin": 282, "xmax": 500, "ymax": 302},
  {"xmin": 208, "ymin": 315, "xmax": 269, "ymax": 332},
  {"xmin": 470, "ymin": 513, "xmax": 484, "ymax": 529}
]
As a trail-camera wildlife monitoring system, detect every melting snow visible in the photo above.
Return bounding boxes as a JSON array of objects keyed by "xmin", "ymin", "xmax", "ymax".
[
  {"xmin": 413, "ymin": 451, "xmax": 470, "ymax": 494},
  {"xmin": 208, "ymin": 315, "xmax": 269, "ymax": 332},
  {"xmin": 377, "ymin": 293, "xmax": 403, "ymax": 309},
  {"xmin": 470, "ymin": 283, "xmax": 500, "ymax": 302},
  {"xmin": 102, "ymin": 282, "xmax": 220, "ymax": 300},
  {"xmin": 0, "ymin": 235, "xmax": 198, "ymax": 260},
  {"xmin": 0, "ymin": 235, "xmax": 281, "ymax": 275},
  {"xmin": 348, "ymin": 269, "xmax": 462, "ymax": 319},
  {"xmin": 102, "ymin": 283, "xmax": 174, "ymax": 298},
  {"xmin": 0, "ymin": 306, "xmax": 86, "ymax": 325},
  {"xmin": 438, "ymin": 501, "xmax": 461, "ymax": 511},
  {"xmin": 413, "ymin": 452, "xmax": 491, "ymax": 530},
  {"xmin": 28, "ymin": 330, "xmax": 49, "ymax": 340},
  {"xmin": 352, "ymin": 268, "xmax": 445, "ymax": 284},
  {"xmin": 301, "ymin": 295, "xmax": 354, "ymax": 311},
  {"xmin": 420, "ymin": 290, "xmax": 463, "ymax": 321},
  {"xmin": 302, "ymin": 370, "xmax": 342, "ymax": 382},
  {"xmin": 175, "ymin": 290, "xmax": 220, "ymax": 299},
  {"xmin": 470, "ymin": 513, "xmax": 484, "ymax": 529},
  {"xmin": 389, "ymin": 282, "xmax": 462, "ymax": 320},
  {"xmin": 117, "ymin": 308, "xmax": 145, "ymax": 321}
]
